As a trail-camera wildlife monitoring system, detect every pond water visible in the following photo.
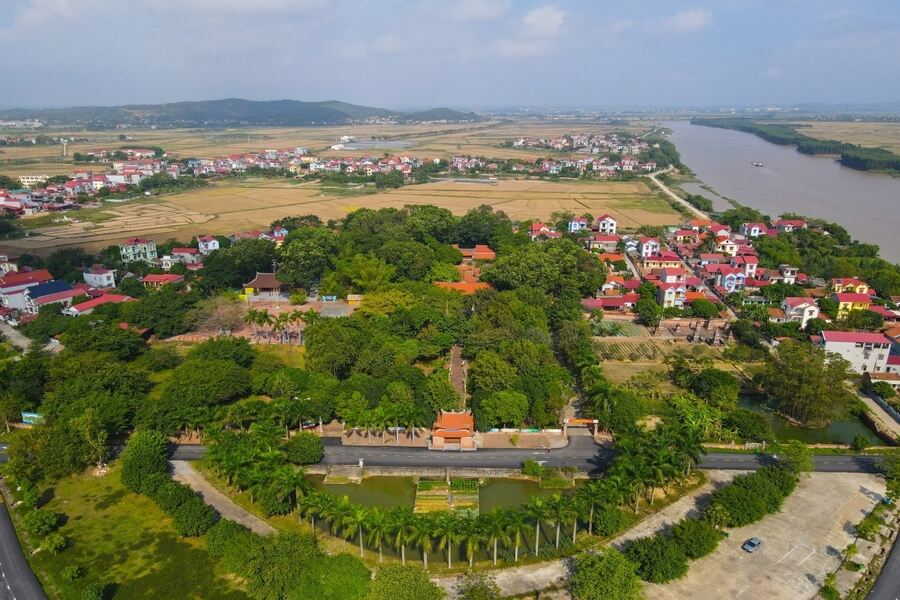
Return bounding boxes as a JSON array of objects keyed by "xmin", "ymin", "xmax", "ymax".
[
  {"xmin": 737, "ymin": 396, "xmax": 881, "ymax": 445},
  {"xmin": 308, "ymin": 475, "xmax": 581, "ymax": 563}
]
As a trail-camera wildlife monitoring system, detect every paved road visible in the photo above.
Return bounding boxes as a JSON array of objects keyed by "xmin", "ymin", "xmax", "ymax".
[
  {"xmin": 868, "ymin": 532, "xmax": 900, "ymax": 600},
  {"xmin": 167, "ymin": 437, "xmax": 883, "ymax": 474},
  {"xmin": 0, "ymin": 498, "xmax": 47, "ymax": 600},
  {"xmin": 647, "ymin": 166, "xmax": 709, "ymax": 220}
]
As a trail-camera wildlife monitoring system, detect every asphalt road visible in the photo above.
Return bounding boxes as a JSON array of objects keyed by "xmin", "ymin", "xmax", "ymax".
[
  {"xmin": 868, "ymin": 531, "xmax": 900, "ymax": 600},
  {"xmin": 0, "ymin": 499, "xmax": 47, "ymax": 600},
  {"xmin": 168, "ymin": 437, "xmax": 884, "ymax": 474}
]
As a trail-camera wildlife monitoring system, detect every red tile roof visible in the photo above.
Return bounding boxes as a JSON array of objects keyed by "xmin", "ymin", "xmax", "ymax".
[
  {"xmin": 142, "ymin": 274, "xmax": 184, "ymax": 284},
  {"xmin": 0, "ymin": 269, "xmax": 53, "ymax": 287},
  {"xmin": 821, "ymin": 331, "xmax": 892, "ymax": 344},
  {"xmin": 834, "ymin": 293, "xmax": 871, "ymax": 303},
  {"xmin": 70, "ymin": 294, "xmax": 134, "ymax": 312}
]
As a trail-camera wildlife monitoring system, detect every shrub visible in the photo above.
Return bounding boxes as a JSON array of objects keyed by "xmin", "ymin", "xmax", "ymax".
[
  {"xmin": 284, "ymin": 431, "xmax": 324, "ymax": 465},
  {"xmin": 188, "ymin": 336, "xmax": 256, "ymax": 367},
  {"xmin": 709, "ymin": 467, "xmax": 794, "ymax": 528},
  {"xmin": 454, "ymin": 571, "xmax": 501, "ymax": 600},
  {"xmin": 366, "ymin": 565, "xmax": 443, "ymax": 600},
  {"xmin": 22, "ymin": 509, "xmax": 59, "ymax": 537},
  {"xmin": 139, "ymin": 346, "xmax": 183, "ymax": 371},
  {"xmin": 120, "ymin": 430, "xmax": 168, "ymax": 494},
  {"xmin": 670, "ymin": 518, "xmax": 721, "ymax": 559},
  {"xmin": 42, "ymin": 532, "xmax": 67, "ymax": 554},
  {"xmin": 593, "ymin": 506, "xmax": 626, "ymax": 536},
  {"xmin": 571, "ymin": 549, "xmax": 643, "ymax": 600},
  {"xmin": 758, "ymin": 465, "xmax": 797, "ymax": 497},
  {"xmin": 258, "ymin": 486, "xmax": 293, "ymax": 517},
  {"xmin": 205, "ymin": 519, "xmax": 259, "ymax": 572},
  {"xmin": 81, "ymin": 582, "xmax": 105, "ymax": 600},
  {"xmin": 851, "ymin": 433, "xmax": 869, "ymax": 451},
  {"xmin": 522, "ymin": 459, "xmax": 547, "ymax": 477},
  {"xmin": 151, "ymin": 480, "xmax": 196, "ymax": 513},
  {"xmin": 290, "ymin": 290, "xmax": 308, "ymax": 305},
  {"xmin": 624, "ymin": 534, "xmax": 689, "ymax": 583},
  {"xmin": 171, "ymin": 496, "xmax": 218, "ymax": 537}
]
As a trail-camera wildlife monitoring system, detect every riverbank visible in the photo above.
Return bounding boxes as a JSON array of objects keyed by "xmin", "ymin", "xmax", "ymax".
[{"xmin": 664, "ymin": 120, "xmax": 900, "ymax": 262}]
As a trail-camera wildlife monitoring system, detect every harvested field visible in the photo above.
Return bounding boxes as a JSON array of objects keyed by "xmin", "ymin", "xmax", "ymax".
[
  {"xmin": 0, "ymin": 119, "xmax": 656, "ymax": 178},
  {"xmin": 790, "ymin": 121, "xmax": 900, "ymax": 155},
  {"xmin": 0, "ymin": 177, "xmax": 680, "ymax": 255},
  {"xmin": 593, "ymin": 337, "xmax": 683, "ymax": 361}
]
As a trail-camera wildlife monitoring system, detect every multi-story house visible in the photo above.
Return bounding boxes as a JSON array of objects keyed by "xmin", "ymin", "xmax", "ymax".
[
  {"xmin": 819, "ymin": 331, "xmax": 892, "ymax": 374},
  {"xmin": 119, "ymin": 238, "xmax": 158, "ymax": 263}
]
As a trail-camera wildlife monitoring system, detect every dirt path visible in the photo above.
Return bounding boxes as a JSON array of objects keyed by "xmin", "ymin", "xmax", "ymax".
[
  {"xmin": 170, "ymin": 460, "xmax": 275, "ymax": 536},
  {"xmin": 647, "ymin": 166, "xmax": 709, "ymax": 220},
  {"xmin": 432, "ymin": 471, "xmax": 733, "ymax": 597}
]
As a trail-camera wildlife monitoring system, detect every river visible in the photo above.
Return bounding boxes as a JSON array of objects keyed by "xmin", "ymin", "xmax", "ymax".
[{"xmin": 664, "ymin": 120, "xmax": 900, "ymax": 263}]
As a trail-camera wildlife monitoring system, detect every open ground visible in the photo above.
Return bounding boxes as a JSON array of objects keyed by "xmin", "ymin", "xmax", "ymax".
[
  {"xmin": 0, "ymin": 177, "xmax": 680, "ymax": 255},
  {"xmin": 645, "ymin": 471, "xmax": 885, "ymax": 600}
]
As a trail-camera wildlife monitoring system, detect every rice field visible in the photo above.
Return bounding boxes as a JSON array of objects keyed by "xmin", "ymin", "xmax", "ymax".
[
  {"xmin": 789, "ymin": 121, "xmax": 900, "ymax": 155},
  {"xmin": 0, "ymin": 176, "xmax": 680, "ymax": 254}
]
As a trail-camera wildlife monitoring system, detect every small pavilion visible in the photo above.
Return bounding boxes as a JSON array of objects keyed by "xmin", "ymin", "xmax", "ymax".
[{"xmin": 430, "ymin": 410, "xmax": 476, "ymax": 451}]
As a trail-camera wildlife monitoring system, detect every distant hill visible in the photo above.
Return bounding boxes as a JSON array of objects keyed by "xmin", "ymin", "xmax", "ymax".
[{"xmin": 0, "ymin": 98, "xmax": 481, "ymax": 127}]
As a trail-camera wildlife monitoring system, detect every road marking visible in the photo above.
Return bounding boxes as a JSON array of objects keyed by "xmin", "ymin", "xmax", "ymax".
[
  {"xmin": 798, "ymin": 549, "xmax": 816, "ymax": 565},
  {"xmin": 735, "ymin": 584, "xmax": 751, "ymax": 597},
  {"xmin": 775, "ymin": 544, "xmax": 800, "ymax": 565}
]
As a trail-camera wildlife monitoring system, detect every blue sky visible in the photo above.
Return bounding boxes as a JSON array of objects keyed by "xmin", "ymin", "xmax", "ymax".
[{"xmin": 1, "ymin": 0, "xmax": 899, "ymax": 109}]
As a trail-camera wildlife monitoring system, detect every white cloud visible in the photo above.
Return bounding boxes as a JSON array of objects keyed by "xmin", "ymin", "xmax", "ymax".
[
  {"xmin": 523, "ymin": 5, "xmax": 566, "ymax": 37},
  {"xmin": 493, "ymin": 38, "xmax": 553, "ymax": 59},
  {"xmin": 762, "ymin": 66, "xmax": 784, "ymax": 79},
  {"xmin": 655, "ymin": 9, "xmax": 712, "ymax": 34},
  {"xmin": 456, "ymin": 0, "xmax": 511, "ymax": 21}
]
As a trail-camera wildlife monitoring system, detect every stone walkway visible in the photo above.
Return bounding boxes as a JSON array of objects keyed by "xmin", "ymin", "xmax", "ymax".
[
  {"xmin": 432, "ymin": 471, "xmax": 733, "ymax": 597},
  {"xmin": 170, "ymin": 460, "xmax": 275, "ymax": 536},
  {"xmin": 856, "ymin": 390, "xmax": 900, "ymax": 439}
]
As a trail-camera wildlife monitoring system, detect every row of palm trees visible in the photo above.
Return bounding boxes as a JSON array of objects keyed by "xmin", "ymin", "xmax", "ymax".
[{"xmin": 243, "ymin": 308, "xmax": 312, "ymax": 344}]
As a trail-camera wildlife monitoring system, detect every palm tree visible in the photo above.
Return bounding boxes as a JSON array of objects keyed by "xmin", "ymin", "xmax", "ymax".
[
  {"xmin": 503, "ymin": 509, "xmax": 533, "ymax": 563},
  {"xmin": 482, "ymin": 510, "xmax": 512, "ymax": 566},
  {"xmin": 524, "ymin": 497, "xmax": 549, "ymax": 557},
  {"xmin": 270, "ymin": 464, "xmax": 307, "ymax": 511},
  {"xmin": 569, "ymin": 496, "xmax": 584, "ymax": 544},
  {"xmin": 388, "ymin": 506, "xmax": 416, "ymax": 565},
  {"xmin": 546, "ymin": 494, "xmax": 570, "ymax": 549},
  {"xmin": 299, "ymin": 491, "xmax": 327, "ymax": 535},
  {"xmin": 460, "ymin": 513, "xmax": 484, "ymax": 568},
  {"xmin": 577, "ymin": 480, "xmax": 602, "ymax": 536},
  {"xmin": 366, "ymin": 507, "xmax": 390, "ymax": 562},
  {"xmin": 322, "ymin": 495, "xmax": 352, "ymax": 537},
  {"xmin": 410, "ymin": 514, "xmax": 436, "ymax": 570},
  {"xmin": 435, "ymin": 511, "xmax": 459, "ymax": 569},
  {"xmin": 269, "ymin": 397, "xmax": 303, "ymax": 439},
  {"xmin": 341, "ymin": 505, "xmax": 370, "ymax": 558}
]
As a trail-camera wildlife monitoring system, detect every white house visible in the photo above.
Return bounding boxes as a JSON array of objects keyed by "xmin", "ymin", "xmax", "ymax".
[
  {"xmin": 819, "ymin": 331, "xmax": 892, "ymax": 374},
  {"xmin": 740, "ymin": 222, "xmax": 768, "ymax": 238},
  {"xmin": 595, "ymin": 214, "xmax": 617, "ymax": 235},
  {"xmin": 119, "ymin": 238, "xmax": 158, "ymax": 263},
  {"xmin": 567, "ymin": 217, "xmax": 590, "ymax": 234},
  {"xmin": 639, "ymin": 237, "xmax": 660, "ymax": 258},
  {"xmin": 197, "ymin": 235, "xmax": 220, "ymax": 255},
  {"xmin": 781, "ymin": 297, "xmax": 820, "ymax": 329},
  {"xmin": 83, "ymin": 265, "xmax": 116, "ymax": 289}
]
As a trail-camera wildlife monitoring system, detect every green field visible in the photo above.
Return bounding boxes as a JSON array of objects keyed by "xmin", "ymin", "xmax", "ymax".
[{"xmin": 11, "ymin": 465, "xmax": 247, "ymax": 600}]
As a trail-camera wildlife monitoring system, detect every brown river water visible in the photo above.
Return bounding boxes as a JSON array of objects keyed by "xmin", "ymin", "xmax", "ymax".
[{"xmin": 665, "ymin": 120, "xmax": 900, "ymax": 263}]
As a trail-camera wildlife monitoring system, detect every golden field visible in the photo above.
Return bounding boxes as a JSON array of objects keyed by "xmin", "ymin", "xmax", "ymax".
[
  {"xmin": 791, "ymin": 121, "xmax": 900, "ymax": 154},
  {"xmin": 0, "ymin": 177, "xmax": 679, "ymax": 255},
  {"xmin": 0, "ymin": 119, "xmax": 654, "ymax": 177}
]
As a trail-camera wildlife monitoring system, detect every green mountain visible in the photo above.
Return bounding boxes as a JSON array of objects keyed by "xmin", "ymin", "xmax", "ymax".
[{"xmin": 0, "ymin": 98, "xmax": 480, "ymax": 127}]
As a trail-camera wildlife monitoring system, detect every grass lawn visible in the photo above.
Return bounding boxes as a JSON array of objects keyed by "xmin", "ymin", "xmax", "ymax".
[
  {"xmin": 12, "ymin": 464, "xmax": 247, "ymax": 600},
  {"xmin": 255, "ymin": 344, "xmax": 306, "ymax": 368}
]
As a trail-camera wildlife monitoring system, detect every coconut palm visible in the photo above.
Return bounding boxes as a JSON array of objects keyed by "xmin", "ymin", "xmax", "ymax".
[
  {"xmin": 388, "ymin": 506, "xmax": 416, "ymax": 565},
  {"xmin": 341, "ymin": 504, "xmax": 370, "ymax": 558},
  {"xmin": 482, "ymin": 509, "xmax": 512, "ymax": 566},
  {"xmin": 434, "ymin": 511, "xmax": 460, "ymax": 569},
  {"xmin": 460, "ymin": 513, "xmax": 484, "ymax": 568},
  {"xmin": 524, "ymin": 497, "xmax": 549, "ymax": 557},
  {"xmin": 503, "ymin": 509, "xmax": 533, "ymax": 563},
  {"xmin": 410, "ymin": 513, "xmax": 436, "ymax": 570},
  {"xmin": 366, "ymin": 507, "xmax": 390, "ymax": 562}
]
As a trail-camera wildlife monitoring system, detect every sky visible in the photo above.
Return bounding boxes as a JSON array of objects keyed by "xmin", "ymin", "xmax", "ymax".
[{"xmin": 1, "ymin": 0, "xmax": 899, "ymax": 109}]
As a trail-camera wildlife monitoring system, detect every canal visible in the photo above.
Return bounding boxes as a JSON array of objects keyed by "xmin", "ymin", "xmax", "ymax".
[{"xmin": 665, "ymin": 120, "xmax": 900, "ymax": 263}]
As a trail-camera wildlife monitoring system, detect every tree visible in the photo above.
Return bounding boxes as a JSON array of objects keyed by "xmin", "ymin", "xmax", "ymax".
[
  {"xmin": 120, "ymin": 430, "xmax": 169, "ymax": 494},
  {"xmin": 279, "ymin": 227, "xmax": 338, "ymax": 288},
  {"xmin": 365, "ymin": 565, "xmax": 444, "ymax": 600},
  {"xmin": 81, "ymin": 582, "xmax": 105, "ymax": 600},
  {"xmin": 476, "ymin": 390, "xmax": 529, "ymax": 429},
  {"xmin": 570, "ymin": 549, "xmax": 644, "ymax": 600},
  {"xmin": 23, "ymin": 509, "xmax": 59, "ymax": 536},
  {"xmin": 186, "ymin": 296, "xmax": 246, "ymax": 334},
  {"xmin": 454, "ymin": 572, "xmax": 501, "ymax": 600},
  {"xmin": 468, "ymin": 351, "xmax": 516, "ymax": 395},
  {"xmin": 690, "ymin": 368, "xmax": 739, "ymax": 408},
  {"xmin": 670, "ymin": 518, "xmax": 721, "ymax": 559},
  {"xmin": 41, "ymin": 532, "xmax": 67, "ymax": 555},
  {"xmin": 635, "ymin": 298, "xmax": 663, "ymax": 329},
  {"xmin": 503, "ymin": 509, "xmax": 533, "ymax": 563},
  {"xmin": 689, "ymin": 299, "xmax": 720, "ymax": 320},
  {"xmin": 389, "ymin": 506, "xmax": 416, "ymax": 565},
  {"xmin": 0, "ymin": 392, "xmax": 26, "ymax": 433},
  {"xmin": 772, "ymin": 440, "xmax": 813, "ymax": 475},
  {"xmin": 762, "ymin": 340, "xmax": 853, "ymax": 427},
  {"xmin": 284, "ymin": 431, "xmax": 324, "ymax": 464},
  {"xmin": 623, "ymin": 534, "xmax": 689, "ymax": 583},
  {"xmin": 71, "ymin": 408, "xmax": 108, "ymax": 468}
]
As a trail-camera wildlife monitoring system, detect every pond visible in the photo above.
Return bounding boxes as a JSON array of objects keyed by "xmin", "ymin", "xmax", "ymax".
[
  {"xmin": 308, "ymin": 475, "xmax": 582, "ymax": 564},
  {"xmin": 737, "ymin": 396, "xmax": 881, "ymax": 445}
]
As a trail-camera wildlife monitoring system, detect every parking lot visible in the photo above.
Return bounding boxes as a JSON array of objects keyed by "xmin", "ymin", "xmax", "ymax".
[{"xmin": 647, "ymin": 472, "xmax": 886, "ymax": 600}]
